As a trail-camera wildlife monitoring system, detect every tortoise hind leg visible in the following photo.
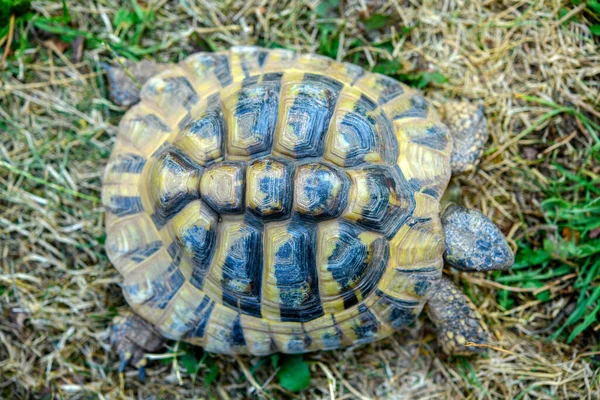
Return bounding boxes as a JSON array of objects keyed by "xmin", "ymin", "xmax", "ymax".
[
  {"xmin": 440, "ymin": 101, "xmax": 488, "ymax": 174},
  {"xmin": 426, "ymin": 276, "xmax": 489, "ymax": 355},
  {"xmin": 101, "ymin": 60, "xmax": 167, "ymax": 107},
  {"xmin": 111, "ymin": 311, "xmax": 164, "ymax": 377}
]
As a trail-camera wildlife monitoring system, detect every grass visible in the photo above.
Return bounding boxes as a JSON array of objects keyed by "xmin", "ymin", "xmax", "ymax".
[{"xmin": 1, "ymin": 0, "xmax": 599, "ymax": 398}]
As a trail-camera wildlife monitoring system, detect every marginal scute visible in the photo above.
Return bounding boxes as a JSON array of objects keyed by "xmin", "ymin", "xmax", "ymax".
[
  {"xmin": 183, "ymin": 52, "xmax": 232, "ymax": 87},
  {"xmin": 355, "ymin": 72, "xmax": 405, "ymax": 105},
  {"xmin": 105, "ymin": 215, "xmax": 161, "ymax": 274},
  {"xmin": 229, "ymin": 46, "xmax": 270, "ymax": 78},
  {"xmin": 117, "ymin": 105, "xmax": 171, "ymax": 155},
  {"xmin": 141, "ymin": 70, "xmax": 199, "ymax": 121}
]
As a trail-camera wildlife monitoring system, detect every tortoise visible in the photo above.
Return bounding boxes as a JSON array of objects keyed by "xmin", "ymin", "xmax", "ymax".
[{"xmin": 101, "ymin": 46, "xmax": 514, "ymax": 371}]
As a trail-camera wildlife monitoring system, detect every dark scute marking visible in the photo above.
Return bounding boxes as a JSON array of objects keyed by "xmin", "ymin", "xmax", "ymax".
[
  {"xmin": 304, "ymin": 73, "xmax": 344, "ymax": 92},
  {"xmin": 422, "ymin": 187, "xmax": 438, "ymax": 198},
  {"xmin": 240, "ymin": 58, "xmax": 251, "ymax": 78},
  {"xmin": 134, "ymin": 114, "xmax": 172, "ymax": 133},
  {"xmin": 111, "ymin": 153, "xmax": 146, "ymax": 174},
  {"xmin": 376, "ymin": 290, "xmax": 420, "ymax": 329},
  {"xmin": 145, "ymin": 269, "xmax": 184, "ymax": 309},
  {"xmin": 109, "ymin": 196, "xmax": 143, "ymax": 217},
  {"xmin": 353, "ymin": 304, "xmax": 380, "ymax": 343},
  {"xmin": 165, "ymin": 77, "xmax": 199, "ymax": 110},
  {"xmin": 214, "ymin": 54, "xmax": 233, "ymax": 87},
  {"xmin": 299, "ymin": 165, "xmax": 348, "ymax": 218},
  {"xmin": 345, "ymin": 63, "xmax": 366, "ymax": 86},
  {"xmin": 358, "ymin": 94, "xmax": 377, "ymax": 111},
  {"xmin": 393, "ymin": 95, "xmax": 429, "ymax": 120},
  {"xmin": 250, "ymin": 159, "xmax": 292, "ymax": 219},
  {"xmin": 242, "ymin": 75, "xmax": 260, "ymax": 87},
  {"xmin": 186, "ymin": 222, "xmax": 218, "ymax": 290},
  {"xmin": 186, "ymin": 100, "xmax": 225, "ymax": 139},
  {"xmin": 414, "ymin": 279, "xmax": 431, "ymax": 296},
  {"xmin": 321, "ymin": 326, "xmax": 343, "ymax": 350},
  {"xmin": 342, "ymin": 291, "xmax": 359, "ymax": 310},
  {"xmin": 233, "ymin": 76, "xmax": 281, "ymax": 156},
  {"xmin": 337, "ymin": 98, "xmax": 381, "ymax": 167},
  {"xmin": 127, "ymin": 240, "xmax": 162, "ymax": 263},
  {"xmin": 286, "ymin": 336, "xmax": 306, "ymax": 353},
  {"xmin": 221, "ymin": 220, "xmax": 263, "ymax": 317},
  {"xmin": 411, "ymin": 125, "xmax": 449, "ymax": 151},
  {"xmin": 150, "ymin": 148, "xmax": 202, "ymax": 229},
  {"xmin": 257, "ymin": 50, "xmax": 268, "ymax": 67},
  {"xmin": 397, "ymin": 266, "xmax": 439, "ymax": 274},
  {"xmin": 193, "ymin": 298, "xmax": 215, "ymax": 339},
  {"xmin": 283, "ymin": 74, "xmax": 342, "ymax": 158},
  {"xmin": 354, "ymin": 166, "xmax": 416, "ymax": 238},
  {"xmin": 263, "ymin": 72, "xmax": 284, "ymax": 82},
  {"xmin": 336, "ymin": 95, "xmax": 398, "ymax": 167},
  {"xmin": 327, "ymin": 222, "xmax": 389, "ymax": 309},
  {"xmin": 167, "ymin": 241, "xmax": 179, "ymax": 259},
  {"xmin": 375, "ymin": 74, "xmax": 404, "ymax": 104},
  {"xmin": 274, "ymin": 222, "xmax": 324, "ymax": 322},
  {"xmin": 229, "ymin": 314, "xmax": 246, "ymax": 347}
]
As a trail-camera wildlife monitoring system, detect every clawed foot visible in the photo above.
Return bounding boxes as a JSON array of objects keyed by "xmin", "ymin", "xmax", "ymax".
[
  {"xmin": 426, "ymin": 276, "xmax": 489, "ymax": 355},
  {"xmin": 110, "ymin": 311, "xmax": 165, "ymax": 379}
]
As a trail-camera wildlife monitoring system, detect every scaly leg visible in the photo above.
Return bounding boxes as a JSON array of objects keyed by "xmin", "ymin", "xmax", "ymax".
[
  {"xmin": 111, "ymin": 311, "xmax": 164, "ymax": 377},
  {"xmin": 441, "ymin": 101, "xmax": 488, "ymax": 174},
  {"xmin": 426, "ymin": 276, "xmax": 489, "ymax": 355}
]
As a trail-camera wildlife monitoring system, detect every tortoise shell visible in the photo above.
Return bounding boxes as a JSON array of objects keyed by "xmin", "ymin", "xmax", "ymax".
[{"xmin": 102, "ymin": 46, "xmax": 452, "ymax": 355}]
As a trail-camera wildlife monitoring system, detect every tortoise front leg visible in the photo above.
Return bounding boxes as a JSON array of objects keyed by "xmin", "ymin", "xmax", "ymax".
[
  {"xmin": 426, "ymin": 276, "xmax": 489, "ymax": 355},
  {"xmin": 441, "ymin": 101, "xmax": 488, "ymax": 174}
]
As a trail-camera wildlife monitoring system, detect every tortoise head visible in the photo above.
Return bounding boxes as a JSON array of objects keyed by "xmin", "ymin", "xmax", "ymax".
[{"xmin": 441, "ymin": 204, "xmax": 514, "ymax": 272}]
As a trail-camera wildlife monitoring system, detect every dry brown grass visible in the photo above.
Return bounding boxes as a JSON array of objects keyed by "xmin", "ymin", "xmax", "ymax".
[{"xmin": 1, "ymin": 0, "xmax": 599, "ymax": 398}]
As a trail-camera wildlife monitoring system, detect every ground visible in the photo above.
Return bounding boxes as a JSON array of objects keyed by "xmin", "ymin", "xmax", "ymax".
[{"xmin": 0, "ymin": 0, "xmax": 599, "ymax": 399}]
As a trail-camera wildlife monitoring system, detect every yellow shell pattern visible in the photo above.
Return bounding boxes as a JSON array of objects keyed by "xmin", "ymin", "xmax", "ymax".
[{"xmin": 102, "ymin": 46, "xmax": 452, "ymax": 355}]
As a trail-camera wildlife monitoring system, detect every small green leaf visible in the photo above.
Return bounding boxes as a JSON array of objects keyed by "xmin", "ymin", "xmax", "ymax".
[
  {"xmin": 420, "ymin": 71, "xmax": 448, "ymax": 85},
  {"xmin": 270, "ymin": 353, "xmax": 280, "ymax": 368},
  {"xmin": 497, "ymin": 289, "xmax": 515, "ymax": 310},
  {"xmin": 315, "ymin": 0, "xmax": 339, "ymax": 18},
  {"xmin": 277, "ymin": 355, "xmax": 310, "ymax": 392},
  {"xmin": 363, "ymin": 14, "xmax": 390, "ymax": 31},
  {"xmin": 96, "ymin": 234, "xmax": 106, "ymax": 245},
  {"xmin": 587, "ymin": 0, "xmax": 600, "ymax": 14},
  {"xmin": 113, "ymin": 8, "xmax": 138, "ymax": 30},
  {"xmin": 204, "ymin": 358, "xmax": 219, "ymax": 385},
  {"xmin": 522, "ymin": 281, "xmax": 551, "ymax": 302},
  {"xmin": 372, "ymin": 59, "xmax": 403, "ymax": 75},
  {"xmin": 590, "ymin": 25, "xmax": 600, "ymax": 35},
  {"xmin": 180, "ymin": 354, "xmax": 200, "ymax": 376}
]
